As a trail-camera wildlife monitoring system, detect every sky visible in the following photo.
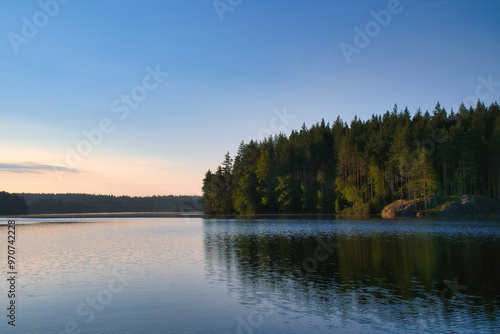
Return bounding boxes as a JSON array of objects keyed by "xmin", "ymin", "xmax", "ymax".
[{"xmin": 0, "ymin": 0, "xmax": 499, "ymax": 196}]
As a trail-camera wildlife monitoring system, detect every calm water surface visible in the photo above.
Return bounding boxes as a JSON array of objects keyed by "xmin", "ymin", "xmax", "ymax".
[{"xmin": 0, "ymin": 218, "xmax": 499, "ymax": 333}]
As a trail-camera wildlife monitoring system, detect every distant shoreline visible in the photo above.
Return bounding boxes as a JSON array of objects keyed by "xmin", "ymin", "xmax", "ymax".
[{"xmin": 2, "ymin": 212, "xmax": 205, "ymax": 219}]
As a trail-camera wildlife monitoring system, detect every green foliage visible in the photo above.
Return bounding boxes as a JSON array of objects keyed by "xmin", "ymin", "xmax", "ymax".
[
  {"xmin": 234, "ymin": 169, "xmax": 260, "ymax": 214},
  {"xmin": 202, "ymin": 153, "xmax": 234, "ymax": 214},
  {"xmin": 276, "ymin": 175, "xmax": 302, "ymax": 213},
  {"xmin": 256, "ymin": 149, "xmax": 278, "ymax": 212},
  {"xmin": 409, "ymin": 148, "xmax": 439, "ymax": 209},
  {"xmin": 202, "ymin": 101, "xmax": 500, "ymax": 214}
]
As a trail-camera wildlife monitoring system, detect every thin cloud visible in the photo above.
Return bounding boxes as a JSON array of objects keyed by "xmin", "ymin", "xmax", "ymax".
[
  {"xmin": 0, "ymin": 162, "xmax": 78, "ymax": 174},
  {"xmin": 414, "ymin": 1, "xmax": 450, "ymax": 8}
]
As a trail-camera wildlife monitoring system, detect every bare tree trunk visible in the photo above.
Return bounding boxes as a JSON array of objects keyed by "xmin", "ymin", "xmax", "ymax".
[
  {"xmin": 424, "ymin": 167, "xmax": 427, "ymax": 210},
  {"xmin": 443, "ymin": 158, "xmax": 447, "ymax": 197}
]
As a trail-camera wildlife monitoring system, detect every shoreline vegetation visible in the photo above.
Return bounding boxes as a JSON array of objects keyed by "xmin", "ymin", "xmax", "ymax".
[
  {"xmin": 202, "ymin": 101, "xmax": 500, "ymax": 218},
  {"xmin": 0, "ymin": 192, "xmax": 202, "ymax": 216},
  {"xmin": 1, "ymin": 196, "xmax": 498, "ymax": 220}
]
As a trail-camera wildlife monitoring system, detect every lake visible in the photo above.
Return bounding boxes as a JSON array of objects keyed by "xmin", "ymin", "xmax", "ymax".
[{"xmin": 1, "ymin": 217, "xmax": 499, "ymax": 333}]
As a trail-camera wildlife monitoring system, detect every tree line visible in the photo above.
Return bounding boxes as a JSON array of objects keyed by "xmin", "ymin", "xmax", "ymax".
[
  {"xmin": 202, "ymin": 101, "xmax": 500, "ymax": 214},
  {"xmin": 0, "ymin": 193, "xmax": 201, "ymax": 215},
  {"xmin": 0, "ymin": 192, "xmax": 29, "ymax": 215}
]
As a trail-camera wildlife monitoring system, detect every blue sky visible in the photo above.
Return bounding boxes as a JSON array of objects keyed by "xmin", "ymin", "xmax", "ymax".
[{"xmin": 0, "ymin": 0, "xmax": 499, "ymax": 196}]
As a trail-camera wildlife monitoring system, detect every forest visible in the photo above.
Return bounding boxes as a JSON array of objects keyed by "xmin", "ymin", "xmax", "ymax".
[
  {"xmin": 0, "ymin": 193, "xmax": 201, "ymax": 215},
  {"xmin": 202, "ymin": 101, "xmax": 500, "ymax": 214},
  {"xmin": 0, "ymin": 191, "xmax": 29, "ymax": 215}
]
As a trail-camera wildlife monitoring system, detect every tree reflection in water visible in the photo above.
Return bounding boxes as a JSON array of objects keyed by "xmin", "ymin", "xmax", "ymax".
[{"xmin": 203, "ymin": 219, "xmax": 500, "ymax": 332}]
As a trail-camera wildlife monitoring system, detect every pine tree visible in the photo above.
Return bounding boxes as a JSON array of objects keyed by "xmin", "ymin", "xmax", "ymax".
[{"xmin": 409, "ymin": 148, "xmax": 438, "ymax": 209}]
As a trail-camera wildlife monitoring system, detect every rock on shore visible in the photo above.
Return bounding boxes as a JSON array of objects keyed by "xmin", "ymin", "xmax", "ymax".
[
  {"xmin": 381, "ymin": 199, "xmax": 421, "ymax": 218},
  {"xmin": 381, "ymin": 195, "xmax": 500, "ymax": 218},
  {"xmin": 434, "ymin": 195, "xmax": 500, "ymax": 218}
]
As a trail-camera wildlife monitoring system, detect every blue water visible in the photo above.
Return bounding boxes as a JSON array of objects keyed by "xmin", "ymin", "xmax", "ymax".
[{"xmin": 0, "ymin": 218, "xmax": 499, "ymax": 333}]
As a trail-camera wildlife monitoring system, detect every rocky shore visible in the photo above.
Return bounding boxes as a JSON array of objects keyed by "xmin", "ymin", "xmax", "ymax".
[{"xmin": 381, "ymin": 195, "xmax": 500, "ymax": 218}]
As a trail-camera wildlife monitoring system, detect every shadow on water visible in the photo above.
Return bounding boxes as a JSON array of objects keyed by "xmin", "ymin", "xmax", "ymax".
[{"xmin": 203, "ymin": 219, "xmax": 500, "ymax": 331}]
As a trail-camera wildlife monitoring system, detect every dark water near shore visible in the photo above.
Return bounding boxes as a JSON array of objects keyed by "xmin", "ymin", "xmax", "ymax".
[{"xmin": 0, "ymin": 218, "xmax": 499, "ymax": 333}]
